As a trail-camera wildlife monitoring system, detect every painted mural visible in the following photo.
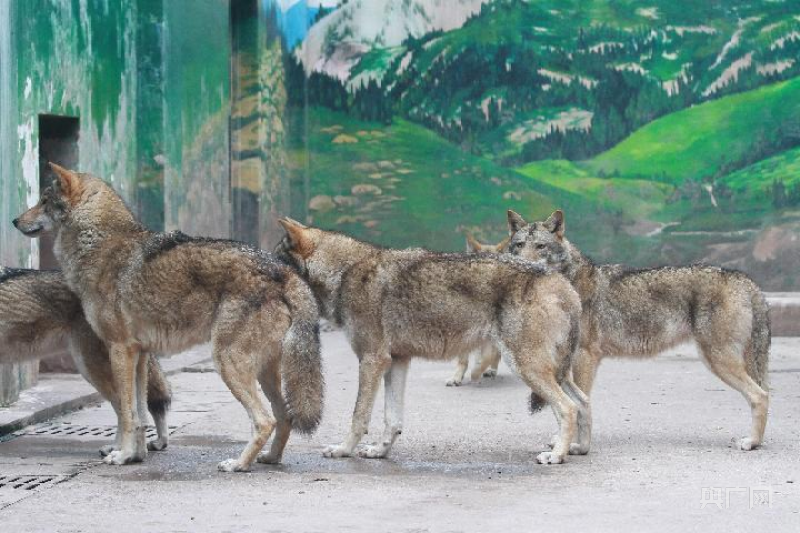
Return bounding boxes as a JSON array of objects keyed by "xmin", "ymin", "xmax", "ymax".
[{"xmin": 276, "ymin": 0, "xmax": 800, "ymax": 290}]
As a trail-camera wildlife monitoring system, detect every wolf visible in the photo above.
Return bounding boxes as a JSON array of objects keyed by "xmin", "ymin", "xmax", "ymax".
[
  {"xmin": 14, "ymin": 164, "xmax": 324, "ymax": 472},
  {"xmin": 0, "ymin": 267, "xmax": 172, "ymax": 454},
  {"xmin": 275, "ymin": 218, "xmax": 589, "ymax": 464},
  {"xmin": 445, "ymin": 234, "xmax": 507, "ymax": 386},
  {"xmin": 506, "ymin": 209, "xmax": 770, "ymax": 451}
]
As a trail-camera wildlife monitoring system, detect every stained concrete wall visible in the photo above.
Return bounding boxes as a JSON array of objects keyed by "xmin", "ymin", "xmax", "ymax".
[{"xmin": 0, "ymin": 0, "xmax": 293, "ymax": 404}]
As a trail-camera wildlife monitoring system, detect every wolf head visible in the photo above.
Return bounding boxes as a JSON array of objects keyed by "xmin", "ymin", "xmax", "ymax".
[
  {"xmin": 276, "ymin": 218, "xmax": 371, "ymax": 320},
  {"xmin": 465, "ymin": 233, "xmax": 509, "ymax": 254},
  {"xmin": 13, "ymin": 164, "xmax": 135, "ymax": 239},
  {"xmin": 506, "ymin": 209, "xmax": 575, "ymax": 274},
  {"xmin": 12, "ymin": 164, "xmax": 86, "ymax": 237}
]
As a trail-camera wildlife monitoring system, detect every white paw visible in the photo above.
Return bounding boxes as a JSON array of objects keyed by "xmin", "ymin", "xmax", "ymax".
[
  {"xmin": 445, "ymin": 379, "xmax": 462, "ymax": 387},
  {"xmin": 98, "ymin": 444, "xmax": 116, "ymax": 457},
  {"xmin": 738, "ymin": 437, "xmax": 760, "ymax": 451},
  {"xmin": 536, "ymin": 451, "xmax": 564, "ymax": 465},
  {"xmin": 147, "ymin": 438, "xmax": 168, "ymax": 452},
  {"xmin": 256, "ymin": 452, "xmax": 281, "ymax": 465},
  {"xmin": 218, "ymin": 459, "xmax": 249, "ymax": 472},
  {"xmin": 357, "ymin": 445, "xmax": 388, "ymax": 459},
  {"xmin": 322, "ymin": 444, "xmax": 352, "ymax": 458},
  {"xmin": 569, "ymin": 442, "xmax": 590, "ymax": 455},
  {"xmin": 482, "ymin": 369, "xmax": 497, "ymax": 378},
  {"xmin": 103, "ymin": 449, "xmax": 141, "ymax": 465}
]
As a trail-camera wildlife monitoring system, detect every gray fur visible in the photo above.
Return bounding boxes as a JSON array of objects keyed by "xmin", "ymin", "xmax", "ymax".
[{"xmin": 508, "ymin": 209, "xmax": 771, "ymax": 451}]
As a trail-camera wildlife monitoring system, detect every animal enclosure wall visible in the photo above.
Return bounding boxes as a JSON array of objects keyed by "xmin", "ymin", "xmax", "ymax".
[{"xmin": 2, "ymin": 0, "xmax": 800, "ymax": 402}]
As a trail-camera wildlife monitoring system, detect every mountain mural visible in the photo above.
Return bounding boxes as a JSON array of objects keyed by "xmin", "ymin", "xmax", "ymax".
[{"xmin": 281, "ymin": 0, "xmax": 800, "ymax": 290}]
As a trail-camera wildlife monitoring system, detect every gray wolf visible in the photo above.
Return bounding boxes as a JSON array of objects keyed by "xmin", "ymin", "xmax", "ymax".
[
  {"xmin": 506, "ymin": 209, "xmax": 770, "ymax": 451},
  {"xmin": 446, "ymin": 234, "xmax": 507, "ymax": 386},
  {"xmin": 14, "ymin": 164, "xmax": 323, "ymax": 472},
  {"xmin": 0, "ymin": 267, "xmax": 171, "ymax": 454},
  {"xmin": 276, "ymin": 218, "xmax": 589, "ymax": 464}
]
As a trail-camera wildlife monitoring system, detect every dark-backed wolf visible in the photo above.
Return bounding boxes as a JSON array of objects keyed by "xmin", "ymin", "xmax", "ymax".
[
  {"xmin": 276, "ymin": 219, "xmax": 589, "ymax": 464},
  {"xmin": 0, "ymin": 267, "xmax": 171, "ymax": 454},
  {"xmin": 446, "ymin": 234, "xmax": 508, "ymax": 386},
  {"xmin": 14, "ymin": 164, "xmax": 323, "ymax": 471},
  {"xmin": 506, "ymin": 209, "xmax": 770, "ymax": 451}
]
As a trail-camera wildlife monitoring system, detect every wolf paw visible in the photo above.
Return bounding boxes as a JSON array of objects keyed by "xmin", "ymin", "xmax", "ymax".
[
  {"xmin": 737, "ymin": 437, "xmax": 760, "ymax": 451},
  {"xmin": 256, "ymin": 452, "xmax": 282, "ymax": 465},
  {"xmin": 536, "ymin": 451, "xmax": 564, "ymax": 465},
  {"xmin": 218, "ymin": 459, "xmax": 250, "ymax": 472},
  {"xmin": 569, "ymin": 443, "xmax": 590, "ymax": 455},
  {"xmin": 103, "ymin": 449, "xmax": 143, "ymax": 466},
  {"xmin": 482, "ymin": 369, "xmax": 497, "ymax": 378},
  {"xmin": 445, "ymin": 379, "xmax": 462, "ymax": 387},
  {"xmin": 98, "ymin": 444, "xmax": 116, "ymax": 457},
  {"xmin": 147, "ymin": 438, "xmax": 168, "ymax": 452},
  {"xmin": 322, "ymin": 444, "xmax": 352, "ymax": 458},
  {"xmin": 357, "ymin": 445, "xmax": 389, "ymax": 459}
]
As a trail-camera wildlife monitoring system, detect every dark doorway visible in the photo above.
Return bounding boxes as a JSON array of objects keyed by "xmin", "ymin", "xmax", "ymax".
[{"xmin": 38, "ymin": 114, "xmax": 79, "ymax": 373}]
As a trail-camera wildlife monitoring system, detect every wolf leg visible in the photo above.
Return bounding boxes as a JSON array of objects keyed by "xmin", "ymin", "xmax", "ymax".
[
  {"xmin": 447, "ymin": 351, "xmax": 469, "ymax": 386},
  {"xmin": 472, "ymin": 345, "xmax": 499, "ymax": 381},
  {"xmin": 550, "ymin": 348, "xmax": 597, "ymax": 449},
  {"xmin": 215, "ymin": 347, "xmax": 276, "ymax": 472},
  {"xmin": 699, "ymin": 344, "xmax": 769, "ymax": 450},
  {"xmin": 562, "ymin": 377, "xmax": 592, "ymax": 455},
  {"xmin": 104, "ymin": 344, "xmax": 147, "ymax": 465},
  {"xmin": 324, "ymin": 352, "xmax": 390, "ymax": 458},
  {"xmin": 358, "ymin": 357, "xmax": 409, "ymax": 459},
  {"xmin": 146, "ymin": 356, "xmax": 171, "ymax": 452},
  {"xmin": 256, "ymin": 365, "xmax": 292, "ymax": 465}
]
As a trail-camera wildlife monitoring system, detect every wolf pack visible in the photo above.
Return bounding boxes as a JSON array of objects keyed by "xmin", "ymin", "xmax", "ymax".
[{"xmin": 1, "ymin": 164, "xmax": 770, "ymax": 471}]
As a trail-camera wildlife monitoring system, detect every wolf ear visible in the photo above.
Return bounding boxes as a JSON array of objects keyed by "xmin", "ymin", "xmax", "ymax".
[
  {"xmin": 279, "ymin": 217, "xmax": 314, "ymax": 258},
  {"xmin": 496, "ymin": 235, "xmax": 511, "ymax": 252},
  {"xmin": 49, "ymin": 163, "xmax": 83, "ymax": 204},
  {"xmin": 465, "ymin": 233, "xmax": 484, "ymax": 253},
  {"xmin": 507, "ymin": 210, "xmax": 527, "ymax": 234},
  {"xmin": 544, "ymin": 210, "xmax": 565, "ymax": 239}
]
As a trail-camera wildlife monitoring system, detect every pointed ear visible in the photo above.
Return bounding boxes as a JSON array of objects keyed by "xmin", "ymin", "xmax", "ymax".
[
  {"xmin": 465, "ymin": 233, "xmax": 484, "ymax": 253},
  {"xmin": 544, "ymin": 210, "xmax": 565, "ymax": 239},
  {"xmin": 49, "ymin": 163, "xmax": 83, "ymax": 204},
  {"xmin": 279, "ymin": 217, "xmax": 314, "ymax": 258},
  {"xmin": 507, "ymin": 210, "xmax": 527, "ymax": 234}
]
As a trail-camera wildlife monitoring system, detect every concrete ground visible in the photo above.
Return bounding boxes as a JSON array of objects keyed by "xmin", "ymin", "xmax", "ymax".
[{"xmin": 0, "ymin": 331, "xmax": 798, "ymax": 532}]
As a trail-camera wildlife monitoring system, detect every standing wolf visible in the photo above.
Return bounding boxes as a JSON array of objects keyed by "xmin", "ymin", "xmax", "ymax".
[
  {"xmin": 445, "ymin": 235, "xmax": 507, "ymax": 386},
  {"xmin": 14, "ymin": 164, "xmax": 324, "ymax": 471},
  {"xmin": 506, "ymin": 209, "xmax": 770, "ymax": 451},
  {"xmin": 276, "ymin": 219, "xmax": 589, "ymax": 464},
  {"xmin": 0, "ymin": 267, "xmax": 171, "ymax": 454}
]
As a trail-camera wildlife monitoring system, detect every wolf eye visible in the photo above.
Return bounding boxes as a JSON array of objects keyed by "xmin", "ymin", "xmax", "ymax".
[{"xmin": 535, "ymin": 243, "xmax": 547, "ymax": 250}]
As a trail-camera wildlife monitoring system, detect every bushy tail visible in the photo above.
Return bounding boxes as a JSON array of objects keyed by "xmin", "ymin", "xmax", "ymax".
[
  {"xmin": 281, "ymin": 275, "xmax": 324, "ymax": 434},
  {"xmin": 146, "ymin": 355, "xmax": 172, "ymax": 418},
  {"xmin": 746, "ymin": 288, "xmax": 771, "ymax": 390},
  {"xmin": 529, "ymin": 308, "xmax": 582, "ymax": 413}
]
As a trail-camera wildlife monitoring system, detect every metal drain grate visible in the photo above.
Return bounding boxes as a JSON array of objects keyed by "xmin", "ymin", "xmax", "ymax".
[
  {"xmin": 23, "ymin": 423, "xmax": 173, "ymax": 439},
  {"xmin": 0, "ymin": 475, "xmax": 61, "ymax": 491}
]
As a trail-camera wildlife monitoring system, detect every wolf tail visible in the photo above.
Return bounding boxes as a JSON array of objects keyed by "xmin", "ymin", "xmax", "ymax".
[
  {"xmin": 529, "ymin": 307, "xmax": 582, "ymax": 414},
  {"xmin": 281, "ymin": 275, "xmax": 324, "ymax": 434},
  {"xmin": 746, "ymin": 288, "xmax": 770, "ymax": 390},
  {"xmin": 146, "ymin": 355, "xmax": 172, "ymax": 419}
]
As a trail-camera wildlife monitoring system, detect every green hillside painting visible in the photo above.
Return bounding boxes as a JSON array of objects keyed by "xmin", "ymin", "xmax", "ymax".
[{"xmin": 274, "ymin": 0, "xmax": 800, "ymax": 289}]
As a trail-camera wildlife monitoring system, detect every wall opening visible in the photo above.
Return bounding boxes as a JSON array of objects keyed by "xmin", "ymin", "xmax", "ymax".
[{"xmin": 37, "ymin": 114, "xmax": 79, "ymax": 373}]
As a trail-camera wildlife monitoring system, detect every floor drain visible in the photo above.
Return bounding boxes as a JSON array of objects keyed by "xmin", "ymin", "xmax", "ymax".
[
  {"xmin": 0, "ymin": 475, "xmax": 61, "ymax": 491},
  {"xmin": 22, "ymin": 423, "xmax": 176, "ymax": 440}
]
